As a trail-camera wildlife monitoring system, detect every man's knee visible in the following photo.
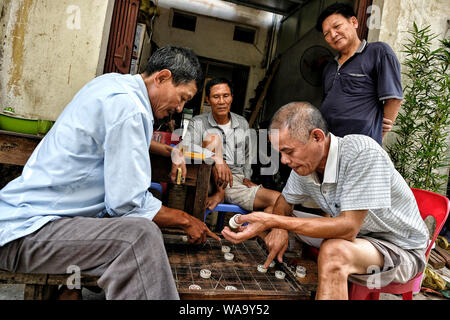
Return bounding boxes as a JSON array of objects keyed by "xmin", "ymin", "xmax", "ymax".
[
  {"xmin": 318, "ymin": 239, "xmax": 353, "ymax": 276},
  {"xmin": 116, "ymin": 217, "xmax": 163, "ymax": 244}
]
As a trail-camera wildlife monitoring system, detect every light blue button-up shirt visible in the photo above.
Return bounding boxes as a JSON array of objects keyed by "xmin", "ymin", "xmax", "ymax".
[{"xmin": 0, "ymin": 73, "xmax": 162, "ymax": 246}]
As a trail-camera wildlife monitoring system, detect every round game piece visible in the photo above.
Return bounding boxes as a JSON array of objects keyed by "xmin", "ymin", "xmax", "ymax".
[
  {"xmin": 269, "ymin": 261, "xmax": 276, "ymax": 268},
  {"xmin": 229, "ymin": 214, "xmax": 243, "ymax": 229},
  {"xmin": 200, "ymin": 269, "xmax": 211, "ymax": 279},
  {"xmin": 296, "ymin": 265, "xmax": 306, "ymax": 273},
  {"xmin": 189, "ymin": 284, "xmax": 201, "ymax": 290},
  {"xmin": 296, "ymin": 266, "xmax": 306, "ymax": 278},
  {"xmin": 257, "ymin": 264, "xmax": 267, "ymax": 273},
  {"xmin": 225, "ymin": 285, "xmax": 237, "ymax": 291},
  {"xmin": 224, "ymin": 252, "xmax": 234, "ymax": 261},
  {"xmin": 181, "ymin": 235, "xmax": 188, "ymax": 243},
  {"xmin": 221, "ymin": 245, "xmax": 231, "ymax": 253},
  {"xmin": 275, "ymin": 270, "xmax": 286, "ymax": 280}
]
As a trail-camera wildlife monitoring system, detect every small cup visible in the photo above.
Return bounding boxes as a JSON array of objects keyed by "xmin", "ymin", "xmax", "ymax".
[
  {"xmin": 225, "ymin": 285, "xmax": 237, "ymax": 291},
  {"xmin": 257, "ymin": 264, "xmax": 267, "ymax": 273},
  {"xmin": 189, "ymin": 284, "xmax": 201, "ymax": 290},
  {"xmin": 229, "ymin": 214, "xmax": 243, "ymax": 230},
  {"xmin": 296, "ymin": 265, "xmax": 306, "ymax": 273},
  {"xmin": 200, "ymin": 269, "xmax": 211, "ymax": 279},
  {"xmin": 224, "ymin": 252, "xmax": 234, "ymax": 261},
  {"xmin": 275, "ymin": 271, "xmax": 286, "ymax": 279}
]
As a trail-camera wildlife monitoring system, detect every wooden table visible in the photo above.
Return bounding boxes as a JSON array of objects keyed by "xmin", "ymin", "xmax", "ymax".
[
  {"xmin": 0, "ymin": 130, "xmax": 211, "ymax": 220},
  {"xmin": 163, "ymin": 231, "xmax": 312, "ymax": 300}
]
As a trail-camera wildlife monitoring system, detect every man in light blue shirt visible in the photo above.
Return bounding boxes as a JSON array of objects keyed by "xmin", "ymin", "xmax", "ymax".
[{"xmin": 0, "ymin": 46, "xmax": 219, "ymax": 300}]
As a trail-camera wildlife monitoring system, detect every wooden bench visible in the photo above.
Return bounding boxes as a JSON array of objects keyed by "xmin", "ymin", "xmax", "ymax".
[
  {"xmin": 0, "ymin": 270, "xmax": 100, "ymax": 299},
  {"xmin": 0, "ymin": 130, "xmax": 212, "ymax": 299}
]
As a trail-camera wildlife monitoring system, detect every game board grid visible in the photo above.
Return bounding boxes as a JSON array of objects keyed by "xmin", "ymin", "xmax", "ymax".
[{"xmin": 166, "ymin": 238, "xmax": 300, "ymax": 293}]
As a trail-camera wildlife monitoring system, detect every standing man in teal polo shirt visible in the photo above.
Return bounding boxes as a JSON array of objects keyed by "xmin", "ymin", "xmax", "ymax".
[{"xmin": 316, "ymin": 3, "xmax": 403, "ymax": 145}]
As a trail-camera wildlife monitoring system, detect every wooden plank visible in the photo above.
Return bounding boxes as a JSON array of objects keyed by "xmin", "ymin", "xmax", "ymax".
[
  {"xmin": 0, "ymin": 131, "xmax": 41, "ymax": 166},
  {"xmin": 191, "ymin": 163, "xmax": 211, "ymax": 220},
  {"xmin": 429, "ymin": 250, "xmax": 446, "ymax": 269},
  {"xmin": 434, "ymin": 246, "xmax": 450, "ymax": 268},
  {"xmin": 0, "ymin": 270, "xmax": 98, "ymax": 286},
  {"xmin": 150, "ymin": 153, "xmax": 199, "ymax": 187},
  {"xmin": 356, "ymin": 0, "xmax": 372, "ymax": 41},
  {"xmin": 248, "ymin": 58, "xmax": 280, "ymax": 127},
  {"xmin": 0, "ymin": 271, "xmax": 47, "ymax": 285},
  {"xmin": 24, "ymin": 284, "xmax": 48, "ymax": 300},
  {"xmin": 46, "ymin": 274, "xmax": 99, "ymax": 287}
]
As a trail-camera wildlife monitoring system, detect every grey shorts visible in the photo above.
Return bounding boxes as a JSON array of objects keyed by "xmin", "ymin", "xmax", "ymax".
[
  {"xmin": 292, "ymin": 210, "xmax": 427, "ymax": 287},
  {"xmin": 348, "ymin": 236, "xmax": 427, "ymax": 288},
  {"xmin": 223, "ymin": 174, "xmax": 261, "ymax": 211}
]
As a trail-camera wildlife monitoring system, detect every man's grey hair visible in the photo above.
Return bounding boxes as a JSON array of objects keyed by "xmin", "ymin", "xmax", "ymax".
[
  {"xmin": 144, "ymin": 45, "xmax": 203, "ymax": 90},
  {"xmin": 269, "ymin": 102, "xmax": 329, "ymax": 143}
]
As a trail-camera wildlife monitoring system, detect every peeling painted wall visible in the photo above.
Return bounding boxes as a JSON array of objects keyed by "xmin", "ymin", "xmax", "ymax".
[
  {"xmin": 0, "ymin": 0, "xmax": 114, "ymax": 121},
  {"xmin": 0, "ymin": 2, "xmax": 10, "ymax": 96},
  {"xmin": 368, "ymin": 0, "xmax": 450, "ymax": 61}
]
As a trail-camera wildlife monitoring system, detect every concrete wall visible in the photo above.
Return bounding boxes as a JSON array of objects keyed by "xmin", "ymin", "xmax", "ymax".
[
  {"xmin": 368, "ymin": 0, "xmax": 450, "ymax": 192},
  {"xmin": 368, "ymin": 0, "xmax": 450, "ymax": 57},
  {"xmin": 152, "ymin": 0, "xmax": 276, "ymax": 113},
  {"xmin": 368, "ymin": 0, "xmax": 450, "ymax": 145},
  {"xmin": 0, "ymin": 0, "xmax": 114, "ymax": 121}
]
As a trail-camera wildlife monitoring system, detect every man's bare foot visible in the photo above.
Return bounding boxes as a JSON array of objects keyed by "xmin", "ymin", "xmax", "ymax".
[{"xmin": 206, "ymin": 192, "xmax": 224, "ymax": 210}]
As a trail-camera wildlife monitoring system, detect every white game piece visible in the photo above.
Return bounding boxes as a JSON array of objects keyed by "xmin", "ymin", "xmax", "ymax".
[
  {"xmin": 275, "ymin": 271, "xmax": 286, "ymax": 280},
  {"xmin": 257, "ymin": 264, "xmax": 267, "ymax": 273},
  {"xmin": 224, "ymin": 252, "xmax": 234, "ymax": 261},
  {"xmin": 229, "ymin": 214, "xmax": 243, "ymax": 229},
  {"xmin": 225, "ymin": 285, "xmax": 237, "ymax": 291},
  {"xmin": 269, "ymin": 261, "xmax": 275, "ymax": 268},
  {"xmin": 181, "ymin": 235, "xmax": 188, "ymax": 243},
  {"xmin": 296, "ymin": 265, "xmax": 306, "ymax": 272},
  {"xmin": 200, "ymin": 269, "xmax": 211, "ymax": 279},
  {"xmin": 221, "ymin": 245, "xmax": 231, "ymax": 253},
  {"xmin": 189, "ymin": 284, "xmax": 201, "ymax": 290},
  {"xmin": 296, "ymin": 266, "xmax": 306, "ymax": 278}
]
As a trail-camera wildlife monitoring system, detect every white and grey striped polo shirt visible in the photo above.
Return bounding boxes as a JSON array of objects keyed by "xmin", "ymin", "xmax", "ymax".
[{"xmin": 282, "ymin": 133, "xmax": 429, "ymax": 250}]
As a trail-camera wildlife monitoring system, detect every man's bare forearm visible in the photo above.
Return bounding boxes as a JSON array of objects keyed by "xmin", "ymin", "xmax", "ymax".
[
  {"xmin": 150, "ymin": 140, "xmax": 173, "ymax": 157},
  {"xmin": 152, "ymin": 205, "xmax": 190, "ymax": 229}
]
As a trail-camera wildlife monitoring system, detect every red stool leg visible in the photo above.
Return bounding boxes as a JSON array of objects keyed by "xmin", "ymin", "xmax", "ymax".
[{"xmin": 402, "ymin": 291, "xmax": 413, "ymax": 300}]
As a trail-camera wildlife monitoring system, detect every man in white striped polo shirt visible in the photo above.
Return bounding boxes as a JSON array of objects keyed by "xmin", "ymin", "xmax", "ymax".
[{"xmin": 222, "ymin": 102, "xmax": 429, "ymax": 300}]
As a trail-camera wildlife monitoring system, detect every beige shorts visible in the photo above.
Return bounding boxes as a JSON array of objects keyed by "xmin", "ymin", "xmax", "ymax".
[
  {"xmin": 223, "ymin": 174, "xmax": 261, "ymax": 211},
  {"xmin": 292, "ymin": 210, "xmax": 427, "ymax": 287}
]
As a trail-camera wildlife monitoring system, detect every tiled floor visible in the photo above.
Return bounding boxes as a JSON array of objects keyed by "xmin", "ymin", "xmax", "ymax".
[{"xmin": 0, "ymin": 283, "xmax": 446, "ymax": 300}]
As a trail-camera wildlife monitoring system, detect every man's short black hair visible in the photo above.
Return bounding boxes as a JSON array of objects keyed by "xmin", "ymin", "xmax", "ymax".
[
  {"xmin": 144, "ymin": 45, "xmax": 203, "ymax": 90},
  {"xmin": 205, "ymin": 77, "xmax": 234, "ymax": 98},
  {"xmin": 315, "ymin": 2, "xmax": 356, "ymax": 33}
]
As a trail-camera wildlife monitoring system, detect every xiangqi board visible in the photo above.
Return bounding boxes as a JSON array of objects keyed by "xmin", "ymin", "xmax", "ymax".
[{"xmin": 163, "ymin": 233, "xmax": 311, "ymax": 300}]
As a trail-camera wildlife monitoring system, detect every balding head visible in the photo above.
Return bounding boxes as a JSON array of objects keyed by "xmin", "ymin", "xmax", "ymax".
[{"xmin": 269, "ymin": 102, "xmax": 329, "ymax": 144}]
